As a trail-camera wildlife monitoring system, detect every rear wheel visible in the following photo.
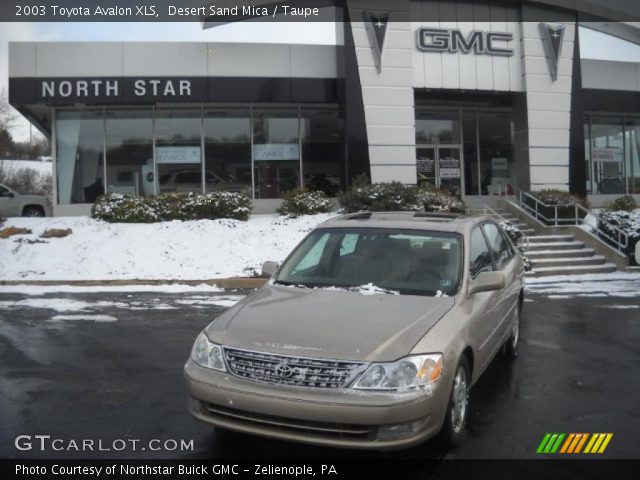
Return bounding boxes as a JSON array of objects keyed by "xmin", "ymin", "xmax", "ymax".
[
  {"xmin": 22, "ymin": 206, "xmax": 45, "ymax": 217},
  {"xmin": 440, "ymin": 356, "xmax": 470, "ymax": 446}
]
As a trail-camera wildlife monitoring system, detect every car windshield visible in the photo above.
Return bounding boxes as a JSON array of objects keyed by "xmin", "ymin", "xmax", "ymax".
[{"xmin": 275, "ymin": 228, "xmax": 462, "ymax": 296}]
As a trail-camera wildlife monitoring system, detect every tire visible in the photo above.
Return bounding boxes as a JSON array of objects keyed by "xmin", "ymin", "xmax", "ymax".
[
  {"xmin": 503, "ymin": 304, "xmax": 520, "ymax": 360},
  {"xmin": 440, "ymin": 356, "xmax": 470, "ymax": 446},
  {"xmin": 22, "ymin": 206, "xmax": 45, "ymax": 217}
]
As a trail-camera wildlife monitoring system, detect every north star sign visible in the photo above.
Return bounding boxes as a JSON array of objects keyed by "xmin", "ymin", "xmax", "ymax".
[
  {"xmin": 40, "ymin": 78, "xmax": 193, "ymax": 99},
  {"xmin": 417, "ymin": 28, "xmax": 514, "ymax": 56}
]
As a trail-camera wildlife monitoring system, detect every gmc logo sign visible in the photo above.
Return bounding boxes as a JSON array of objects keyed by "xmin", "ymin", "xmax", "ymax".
[{"xmin": 417, "ymin": 28, "xmax": 514, "ymax": 56}]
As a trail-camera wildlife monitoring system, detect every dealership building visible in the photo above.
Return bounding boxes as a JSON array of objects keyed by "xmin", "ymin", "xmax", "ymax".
[{"xmin": 7, "ymin": 0, "xmax": 640, "ymax": 215}]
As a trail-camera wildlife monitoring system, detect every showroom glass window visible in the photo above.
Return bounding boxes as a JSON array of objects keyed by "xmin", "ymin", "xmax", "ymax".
[
  {"xmin": 415, "ymin": 110, "xmax": 460, "ymax": 144},
  {"xmin": 155, "ymin": 109, "xmax": 202, "ymax": 194},
  {"xmin": 462, "ymin": 111, "xmax": 479, "ymax": 195},
  {"xmin": 204, "ymin": 109, "xmax": 252, "ymax": 196},
  {"xmin": 584, "ymin": 117, "xmax": 592, "ymax": 194},
  {"xmin": 300, "ymin": 107, "xmax": 345, "ymax": 196},
  {"xmin": 478, "ymin": 112, "xmax": 514, "ymax": 196},
  {"xmin": 252, "ymin": 108, "xmax": 300, "ymax": 199},
  {"xmin": 624, "ymin": 117, "xmax": 640, "ymax": 194},
  {"xmin": 590, "ymin": 116, "xmax": 625, "ymax": 195},
  {"xmin": 55, "ymin": 110, "xmax": 105, "ymax": 204},
  {"xmin": 105, "ymin": 109, "xmax": 153, "ymax": 196}
]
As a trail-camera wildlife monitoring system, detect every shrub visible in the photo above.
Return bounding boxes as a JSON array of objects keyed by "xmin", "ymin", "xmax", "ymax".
[
  {"xmin": 598, "ymin": 209, "xmax": 640, "ymax": 259},
  {"xmin": 525, "ymin": 189, "xmax": 588, "ymax": 224},
  {"xmin": 498, "ymin": 220, "xmax": 523, "ymax": 244},
  {"xmin": 416, "ymin": 186, "xmax": 466, "ymax": 213},
  {"xmin": 338, "ymin": 175, "xmax": 465, "ymax": 214},
  {"xmin": 277, "ymin": 188, "xmax": 334, "ymax": 217},
  {"xmin": 92, "ymin": 194, "xmax": 159, "ymax": 223},
  {"xmin": 605, "ymin": 195, "xmax": 638, "ymax": 212},
  {"xmin": 530, "ymin": 189, "xmax": 586, "ymax": 206},
  {"xmin": 91, "ymin": 192, "xmax": 252, "ymax": 223}
]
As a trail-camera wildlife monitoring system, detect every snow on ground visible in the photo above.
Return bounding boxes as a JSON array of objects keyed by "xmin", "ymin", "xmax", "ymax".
[
  {"xmin": 525, "ymin": 272, "xmax": 640, "ymax": 298},
  {"xmin": 0, "ymin": 213, "xmax": 337, "ymax": 281},
  {"xmin": 0, "ymin": 284, "xmax": 226, "ymax": 295},
  {"xmin": 50, "ymin": 314, "xmax": 118, "ymax": 323},
  {"xmin": 0, "ymin": 295, "xmax": 245, "ymax": 312},
  {"xmin": 0, "ymin": 159, "xmax": 52, "ymax": 178}
]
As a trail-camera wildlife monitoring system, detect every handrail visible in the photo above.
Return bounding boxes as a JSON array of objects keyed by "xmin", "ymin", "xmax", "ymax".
[{"xmin": 512, "ymin": 186, "xmax": 629, "ymax": 254}]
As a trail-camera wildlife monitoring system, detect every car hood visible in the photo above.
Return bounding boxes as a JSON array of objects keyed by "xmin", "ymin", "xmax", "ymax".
[{"xmin": 206, "ymin": 284, "xmax": 455, "ymax": 362}]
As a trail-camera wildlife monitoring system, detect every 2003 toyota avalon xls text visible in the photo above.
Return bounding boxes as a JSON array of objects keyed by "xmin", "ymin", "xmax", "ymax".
[{"xmin": 184, "ymin": 212, "xmax": 525, "ymax": 449}]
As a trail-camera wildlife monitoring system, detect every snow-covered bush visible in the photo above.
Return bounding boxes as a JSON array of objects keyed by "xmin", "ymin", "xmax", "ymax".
[
  {"xmin": 499, "ymin": 220, "xmax": 523, "ymax": 244},
  {"xmin": 338, "ymin": 175, "xmax": 465, "ymax": 213},
  {"xmin": 525, "ymin": 189, "xmax": 588, "ymax": 224},
  {"xmin": 92, "ymin": 192, "xmax": 252, "ymax": 223},
  {"xmin": 598, "ymin": 209, "xmax": 640, "ymax": 262},
  {"xmin": 605, "ymin": 195, "xmax": 638, "ymax": 212},
  {"xmin": 530, "ymin": 189, "xmax": 585, "ymax": 206},
  {"xmin": 277, "ymin": 188, "xmax": 334, "ymax": 217},
  {"xmin": 416, "ymin": 186, "xmax": 466, "ymax": 213},
  {"xmin": 92, "ymin": 194, "xmax": 159, "ymax": 223}
]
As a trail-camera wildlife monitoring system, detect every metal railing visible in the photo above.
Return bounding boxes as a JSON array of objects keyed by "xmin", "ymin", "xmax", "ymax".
[{"xmin": 513, "ymin": 187, "xmax": 629, "ymax": 254}]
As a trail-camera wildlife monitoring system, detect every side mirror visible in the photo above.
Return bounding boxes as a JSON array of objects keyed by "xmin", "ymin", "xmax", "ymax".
[
  {"xmin": 468, "ymin": 271, "xmax": 506, "ymax": 295},
  {"xmin": 261, "ymin": 261, "xmax": 279, "ymax": 278},
  {"xmin": 7, "ymin": 192, "xmax": 15, "ymax": 198}
]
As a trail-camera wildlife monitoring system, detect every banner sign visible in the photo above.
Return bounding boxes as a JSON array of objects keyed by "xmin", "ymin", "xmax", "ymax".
[
  {"xmin": 156, "ymin": 146, "xmax": 201, "ymax": 164},
  {"xmin": 254, "ymin": 144, "xmax": 299, "ymax": 161},
  {"xmin": 592, "ymin": 147, "xmax": 623, "ymax": 163}
]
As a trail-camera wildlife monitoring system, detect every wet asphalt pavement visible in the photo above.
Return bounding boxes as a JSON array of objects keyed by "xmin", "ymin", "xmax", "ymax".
[{"xmin": 0, "ymin": 287, "xmax": 639, "ymax": 463}]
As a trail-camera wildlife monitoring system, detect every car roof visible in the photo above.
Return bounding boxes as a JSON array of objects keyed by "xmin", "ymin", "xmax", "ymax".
[{"xmin": 317, "ymin": 212, "xmax": 495, "ymax": 234}]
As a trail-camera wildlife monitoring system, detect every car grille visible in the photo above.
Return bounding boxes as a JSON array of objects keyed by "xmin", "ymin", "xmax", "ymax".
[{"xmin": 223, "ymin": 347, "xmax": 367, "ymax": 389}]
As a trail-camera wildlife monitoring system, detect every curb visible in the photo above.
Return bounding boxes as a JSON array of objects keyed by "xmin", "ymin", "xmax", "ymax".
[{"xmin": 0, "ymin": 278, "xmax": 268, "ymax": 289}]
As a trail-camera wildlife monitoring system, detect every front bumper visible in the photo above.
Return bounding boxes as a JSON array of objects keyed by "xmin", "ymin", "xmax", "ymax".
[{"xmin": 184, "ymin": 359, "xmax": 451, "ymax": 450}]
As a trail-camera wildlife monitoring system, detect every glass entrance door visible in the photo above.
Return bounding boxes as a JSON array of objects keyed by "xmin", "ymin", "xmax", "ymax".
[
  {"xmin": 417, "ymin": 145, "xmax": 462, "ymax": 195},
  {"xmin": 437, "ymin": 147, "xmax": 462, "ymax": 196}
]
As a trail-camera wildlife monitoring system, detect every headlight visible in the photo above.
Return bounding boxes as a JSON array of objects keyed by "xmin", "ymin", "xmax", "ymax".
[
  {"xmin": 353, "ymin": 354, "xmax": 443, "ymax": 391},
  {"xmin": 191, "ymin": 332, "xmax": 226, "ymax": 371}
]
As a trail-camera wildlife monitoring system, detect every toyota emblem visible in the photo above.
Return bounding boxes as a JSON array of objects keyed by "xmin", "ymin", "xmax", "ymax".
[{"xmin": 274, "ymin": 363, "xmax": 294, "ymax": 378}]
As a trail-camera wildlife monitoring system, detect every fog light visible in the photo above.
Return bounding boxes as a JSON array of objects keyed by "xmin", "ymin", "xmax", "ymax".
[{"xmin": 376, "ymin": 418, "xmax": 428, "ymax": 440}]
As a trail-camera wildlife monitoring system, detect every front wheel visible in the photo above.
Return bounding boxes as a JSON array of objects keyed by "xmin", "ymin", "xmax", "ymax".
[
  {"xmin": 503, "ymin": 305, "xmax": 520, "ymax": 359},
  {"xmin": 440, "ymin": 356, "xmax": 470, "ymax": 446}
]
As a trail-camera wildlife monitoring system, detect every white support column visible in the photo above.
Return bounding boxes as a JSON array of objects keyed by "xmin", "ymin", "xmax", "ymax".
[
  {"xmin": 348, "ymin": 0, "xmax": 417, "ymax": 184},
  {"xmin": 521, "ymin": 21, "xmax": 576, "ymax": 192}
]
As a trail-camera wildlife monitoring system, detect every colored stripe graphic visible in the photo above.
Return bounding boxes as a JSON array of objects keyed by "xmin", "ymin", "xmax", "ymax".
[{"xmin": 538, "ymin": 433, "xmax": 613, "ymax": 454}]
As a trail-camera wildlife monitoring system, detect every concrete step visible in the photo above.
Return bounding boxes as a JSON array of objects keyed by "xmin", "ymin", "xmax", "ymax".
[
  {"xmin": 519, "ymin": 229, "xmax": 536, "ymax": 236},
  {"xmin": 524, "ymin": 241, "xmax": 584, "ymax": 251},
  {"xmin": 525, "ymin": 263, "xmax": 617, "ymax": 277},
  {"xmin": 529, "ymin": 255, "xmax": 606, "ymax": 268},
  {"xmin": 526, "ymin": 235, "xmax": 575, "ymax": 243},
  {"xmin": 524, "ymin": 248, "xmax": 596, "ymax": 259}
]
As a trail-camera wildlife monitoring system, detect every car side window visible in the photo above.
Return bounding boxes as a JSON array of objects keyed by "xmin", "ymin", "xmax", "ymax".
[
  {"xmin": 469, "ymin": 227, "xmax": 494, "ymax": 278},
  {"xmin": 483, "ymin": 223, "xmax": 513, "ymax": 270},
  {"xmin": 0, "ymin": 186, "xmax": 10, "ymax": 197}
]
